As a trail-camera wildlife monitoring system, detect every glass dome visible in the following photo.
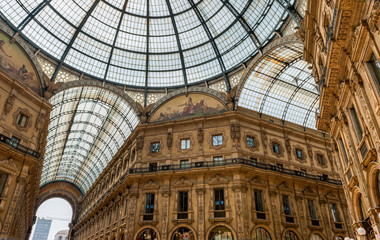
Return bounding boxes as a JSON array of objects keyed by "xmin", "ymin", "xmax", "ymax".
[{"xmin": 1, "ymin": 0, "xmax": 291, "ymax": 88}]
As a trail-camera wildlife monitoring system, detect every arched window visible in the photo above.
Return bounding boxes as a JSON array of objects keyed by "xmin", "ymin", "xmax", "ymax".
[
  {"xmin": 171, "ymin": 227, "xmax": 195, "ymax": 240},
  {"xmin": 358, "ymin": 194, "xmax": 367, "ymax": 220},
  {"xmin": 283, "ymin": 231, "xmax": 299, "ymax": 240},
  {"xmin": 208, "ymin": 226, "xmax": 234, "ymax": 240},
  {"xmin": 252, "ymin": 227, "xmax": 271, "ymax": 240},
  {"xmin": 310, "ymin": 233, "xmax": 323, "ymax": 240},
  {"xmin": 137, "ymin": 228, "xmax": 158, "ymax": 240},
  {"xmin": 376, "ymin": 171, "xmax": 380, "ymax": 203}
]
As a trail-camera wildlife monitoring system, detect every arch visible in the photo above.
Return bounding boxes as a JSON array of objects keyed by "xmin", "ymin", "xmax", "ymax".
[
  {"xmin": 169, "ymin": 225, "xmax": 197, "ymax": 240},
  {"xmin": 366, "ymin": 162, "xmax": 380, "ymax": 206},
  {"xmin": 205, "ymin": 224, "xmax": 237, "ymax": 240},
  {"xmin": 351, "ymin": 186, "xmax": 368, "ymax": 222},
  {"xmin": 134, "ymin": 226, "xmax": 160, "ymax": 240},
  {"xmin": 236, "ymin": 35, "xmax": 319, "ymax": 129},
  {"xmin": 0, "ymin": 21, "xmax": 45, "ymax": 92},
  {"xmin": 36, "ymin": 181, "xmax": 82, "ymax": 220},
  {"xmin": 282, "ymin": 229, "xmax": 301, "ymax": 240},
  {"xmin": 41, "ymin": 85, "xmax": 140, "ymax": 193},
  {"xmin": 148, "ymin": 88, "xmax": 228, "ymax": 123},
  {"xmin": 55, "ymin": 80, "xmax": 139, "ymax": 113},
  {"xmin": 309, "ymin": 231, "xmax": 326, "ymax": 240},
  {"xmin": 251, "ymin": 225, "xmax": 274, "ymax": 240},
  {"xmin": 149, "ymin": 87, "xmax": 227, "ymax": 115}
]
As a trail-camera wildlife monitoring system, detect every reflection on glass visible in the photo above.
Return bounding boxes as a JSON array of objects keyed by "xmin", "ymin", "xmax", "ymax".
[
  {"xmin": 171, "ymin": 227, "xmax": 194, "ymax": 240},
  {"xmin": 137, "ymin": 228, "xmax": 158, "ymax": 240},
  {"xmin": 208, "ymin": 226, "xmax": 233, "ymax": 240}
]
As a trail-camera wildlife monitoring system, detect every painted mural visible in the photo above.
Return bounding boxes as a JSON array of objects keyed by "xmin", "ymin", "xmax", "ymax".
[
  {"xmin": 149, "ymin": 93, "xmax": 226, "ymax": 123},
  {"xmin": 0, "ymin": 31, "xmax": 41, "ymax": 95}
]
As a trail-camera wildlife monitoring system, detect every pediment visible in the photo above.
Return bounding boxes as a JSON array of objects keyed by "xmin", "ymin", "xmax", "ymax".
[
  {"xmin": 208, "ymin": 174, "xmax": 229, "ymax": 185},
  {"xmin": 173, "ymin": 177, "xmax": 193, "ymax": 187}
]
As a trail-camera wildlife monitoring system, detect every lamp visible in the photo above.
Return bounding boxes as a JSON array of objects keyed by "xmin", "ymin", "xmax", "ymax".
[
  {"xmin": 357, "ymin": 227, "xmax": 366, "ymax": 236},
  {"xmin": 344, "ymin": 237, "xmax": 350, "ymax": 240}
]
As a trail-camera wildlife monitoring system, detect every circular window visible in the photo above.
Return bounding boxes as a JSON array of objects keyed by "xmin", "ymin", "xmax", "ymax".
[
  {"xmin": 208, "ymin": 226, "xmax": 233, "ymax": 240},
  {"xmin": 137, "ymin": 228, "xmax": 158, "ymax": 240},
  {"xmin": 171, "ymin": 227, "xmax": 195, "ymax": 240},
  {"xmin": 252, "ymin": 227, "xmax": 271, "ymax": 240},
  {"xmin": 283, "ymin": 231, "xmax": 298, "ymax": 240}
]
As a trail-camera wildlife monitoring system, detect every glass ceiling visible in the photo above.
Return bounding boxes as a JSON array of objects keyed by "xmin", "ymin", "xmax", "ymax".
[
  {"xmin": 1, "ymin": 0, "xmax": 292, "ymax": 88},
  {"xmin": 238, "ymin": 43, "xmax": 319, "ymax": 128},
  {"xmin": 40, "ymin": 86, "xmax": 139, "ymax": 193}
]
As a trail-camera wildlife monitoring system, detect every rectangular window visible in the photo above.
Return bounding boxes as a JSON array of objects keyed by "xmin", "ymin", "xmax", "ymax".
[
  {"xmin": 150, "ymin": 142, "xmax": 160, "ymax": 153},
  {"xmin": 282, "ymin": 195, "xmax": 294, "ymax": 223},
  {"xmin": 124, "ymin": 200, "xmax": 128, "ymax": 216},
  {"xmin": 213, "ymin": 156, "xmax": 223, "ymax": 166},
  {"xmin": 181, "ymin": 139, "xmax": 190, "ymax": 150},
  {"xmin": 254, "ymin": 190, "xmax": 266, "ymax": 219},
  {"xmin": 115, "ymin": 205, "xmax": 119, "ymax": 221},
  {"xmin": 178, "ymin": 191, "xmax": 188, "ymax": 219},
  {"xmin": 180, "ymin": 160, "xmax": 189, "ymax": 169},
  {"xmin": 296, "ymin": 149, "xmax": 303, "ymax": 159},
  {"xmin": 212, "ymin": 135, "xmax": 223, "ymax": 146},
  {"xmin": 17, "ymin": 114, "xmax": 28, "ymax": 127},
  {"xmin": 0, "ymin": 172, "xmax": 8, "ymax": 196},
  {"xmin": 247, "ymin": 136, "xmax": 255, "ymax": 147},
  {"xmin": 144, "ymin": 193, "xmax": 155, "ymax": 221},
  {"xmin": 330, "ymin": 203, "xmax": 340, "ymax": 222},
  {"xmin": 317, "ymin": 154, "xmax": 325, "ymax": 165},
  {"xmin": 368, "ymin": 54, "xmax": 380, "ymax": 92},
  {"xmin": 214, "ymin": 189, "xmax": 225, "ymax": 218},
  {"xmin": 349, "ymin": 107, "xmax": 363, "ymax": 140},
  {"xmin": 149, "ymin": 163, "xmax": 157, "ymax": 172},
  {"xmin": 282, "ymin": 195, "xmax": 291, "ymax": 215},
  {"xmin": 338, "ymin": 138, "xmax": 349, "ymax": 165},
  {"xmin": 273, "ymin": 143, "xmax": 280, "ymax": 154},
  {"xmin": 308, "ymin": 200, "xmax": 317, "ymax": 219}
]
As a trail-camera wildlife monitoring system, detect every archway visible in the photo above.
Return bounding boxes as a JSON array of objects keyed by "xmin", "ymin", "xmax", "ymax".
[{"xmin": 29, "ymin": 198, "xmax": 72, "ymax": 240}]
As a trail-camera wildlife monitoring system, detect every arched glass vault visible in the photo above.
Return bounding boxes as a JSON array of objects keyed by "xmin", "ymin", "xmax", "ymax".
[
  {"xmin": 238, "ymin": 42, "xmax": 319, "ymax": 128},
  {"xmin": 1, "ymin": 0, "xmax": 294, "ymax": 89},
  {"xmin": 41, "ymin": 86, "xmax": 139, "ymax": 193}
]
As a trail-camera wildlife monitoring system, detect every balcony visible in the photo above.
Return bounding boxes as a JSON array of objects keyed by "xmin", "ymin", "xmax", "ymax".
[
  {"xmin": 0, "ymin": 134, "xmax": 40, "ymax": 158},
  {"xmin": 129, "ymin": 158, "xmax": 342, "ymax": 186}
]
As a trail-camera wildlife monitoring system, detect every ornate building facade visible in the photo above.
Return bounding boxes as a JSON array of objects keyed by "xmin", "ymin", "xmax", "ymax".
[
  {"xmin": 72, "ymin": 91, "xmax": 351, "ymax": 240},
  {"xmin": 0, "ymin": 31, "xmax": 51, "ymax": 238},
  {"xmin": 303, "ymin": 0, "xmax": 380, "ymax": 238}
]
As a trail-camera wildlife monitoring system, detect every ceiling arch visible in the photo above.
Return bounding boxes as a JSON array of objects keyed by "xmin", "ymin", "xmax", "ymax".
[
  {"xmin": 41, "ymin": 85, "xmax": 139, "ymax": 193},
  {"xmin": 237, "ymin": 38, "xmax": 319, "ymax": 129}
]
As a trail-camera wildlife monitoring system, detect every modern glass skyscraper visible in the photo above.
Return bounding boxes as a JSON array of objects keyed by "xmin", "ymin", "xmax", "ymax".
[{"xmin": 32, "ymin": 218, "xmax": 52, "ymax": 240}]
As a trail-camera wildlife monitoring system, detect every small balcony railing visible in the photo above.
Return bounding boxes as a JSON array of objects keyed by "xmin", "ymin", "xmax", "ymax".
[
  {"xmin": 129, "ymin": 158, "xmax": 342, "ymax": 186},
  {"xmin": 0, "ymin": 134, "xmax": 40, "ymax": 158}
]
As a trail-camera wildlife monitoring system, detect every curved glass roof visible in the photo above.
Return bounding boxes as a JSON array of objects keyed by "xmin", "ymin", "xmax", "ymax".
[
  {"xmin": 238, "ymin": 43, "xmax": 319, "ymax": 128},
  {"xmin": 41, "ymin": 86, "xmax": 139, "ymax": 193},
  {"xmin": 1, "ymin": 0, "xmax": 291, "ymax": 88}
]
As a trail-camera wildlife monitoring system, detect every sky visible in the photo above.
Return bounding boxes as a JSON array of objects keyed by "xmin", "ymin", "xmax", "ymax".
[{"xmin": 29, "ymin": 198, "xmax": 72, "ymax": 240}]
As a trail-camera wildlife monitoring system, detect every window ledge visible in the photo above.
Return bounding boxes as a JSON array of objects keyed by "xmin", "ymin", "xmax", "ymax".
[
  {"xmin": 208, "ymin": 217, "xmax": 233, "ymax": 223},
  {"xmin": 137, "ymin": 220, "xmax": 159, "ymax": 226},
  {"xmin": 172, "ymin": 218, "xmax": 194, "ymax": 224},
  {"xmin": 252, "ymin": 218, "xmax": 271, "ymax": 225}
]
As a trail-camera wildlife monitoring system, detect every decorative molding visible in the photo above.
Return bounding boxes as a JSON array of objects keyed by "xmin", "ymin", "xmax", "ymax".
[
  {"xmin": 229, "ymin": 122, "xmax": 241, "ymax": 140},
  {"xmin": 293, "ymin": 145, "xmax": 307, "ymax": 163},
  {"xmin": 243, "ymin": 132, "xmax": 260, "ymax": 152},
  {"xmin": 142, "ymin": 180, "xmax": 160, "ymax": 190},
  {"xmin": 146, "ymin": 138, "xmax": 163, "ymax": 157},
  {"xmin": 173, "ymin": 177, "xmax": 193, "ymax": 188},
  {"xmin": 175, "ymin": 134, "xmax": 193, "ymax": 154},
  {"xmin": 12, "ymin": 108, "xmax": 32, "ymax": 132},
  {"xmin": 208, "ymin": 174, "xmax": 229, "ymax": 185},
  {"xmin": 269, "ymin": 139, "xmax": 284, "ymax": 158},
  {"xmin": 314, "ymin": 151, "xmax": 328, "ymax": 168},
  {"xmin": 208, "ymin": 130, "xmax": 227, "ymax": 150}
]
